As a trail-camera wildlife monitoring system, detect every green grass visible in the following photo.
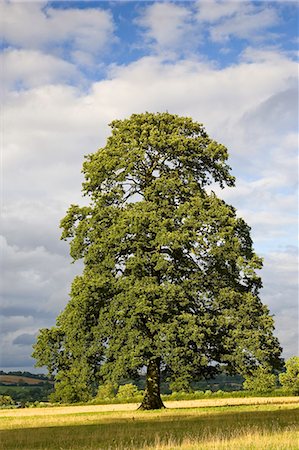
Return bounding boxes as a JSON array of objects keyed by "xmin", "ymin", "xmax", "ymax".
[{"xmin": 1, "ymin": 401, "xmax": 298, "ymax": 449}]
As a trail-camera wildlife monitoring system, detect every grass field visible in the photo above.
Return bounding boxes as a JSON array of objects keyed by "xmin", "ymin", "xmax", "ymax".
[{"xmin": 0, "ymin": 397, "xmax": 298, "ymax": 449}]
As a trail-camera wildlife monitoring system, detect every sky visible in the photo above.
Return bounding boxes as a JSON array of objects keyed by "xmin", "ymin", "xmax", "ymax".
[{"xmin": 0, "ymin": 0, "xmax": 298, "ymax": 373}]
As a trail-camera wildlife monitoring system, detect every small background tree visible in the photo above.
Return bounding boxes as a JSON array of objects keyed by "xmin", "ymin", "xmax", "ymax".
[
  {"xmin": 116, "ymin": 384, "xmax": 140, "ymax": 400},
  {"xmin": 243, "ymin": 367, "xmax": 277, "ymax": 393},
  {"xmin": 96, "ymin": 382, "xmax": 117, "ymax": 400},
  {"xmin": 279, "ymin": 357, "xmax": 299, "ymax": 395},
  {"xmin": 0, "ymin": 395, "xmax": 15, "ymax": 407},
  {"xmin": 169, "ymin": 378, "xmax": 193, "ymax": 393}
]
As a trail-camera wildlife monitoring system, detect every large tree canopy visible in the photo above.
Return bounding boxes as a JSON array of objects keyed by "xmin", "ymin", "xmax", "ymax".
[{"xmin": 33, "ymin": 112, "xmax": 282, "ymax": 408}]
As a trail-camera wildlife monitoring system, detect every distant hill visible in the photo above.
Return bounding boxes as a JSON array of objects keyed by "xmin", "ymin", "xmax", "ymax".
[{"xmin": 0, "ymin": 372, "xmax": 53, "ymax": 386}]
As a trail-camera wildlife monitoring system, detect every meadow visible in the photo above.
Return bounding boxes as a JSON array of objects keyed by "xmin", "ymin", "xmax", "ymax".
[{"xmin": 0, "ymin": 397, "xmax": 298, "ymax": 449}]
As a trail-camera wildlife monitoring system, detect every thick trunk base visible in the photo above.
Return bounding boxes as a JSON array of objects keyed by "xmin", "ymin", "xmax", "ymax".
[
  {"xmin": 138, "ymin": 395, "xmax": 165, "ymax": 410},
  {"xmin": 138, "ymin": 399, "xmax": 166, "ymax": 411},
  {"xmin": 138, "ymin": 358, "xmax": 165, "ymax": 410}
]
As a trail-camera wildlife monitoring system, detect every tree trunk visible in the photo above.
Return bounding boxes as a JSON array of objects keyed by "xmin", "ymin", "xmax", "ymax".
[{"xmin": 138, "ymin": 359, "xmax": 165, "ymax": 410}]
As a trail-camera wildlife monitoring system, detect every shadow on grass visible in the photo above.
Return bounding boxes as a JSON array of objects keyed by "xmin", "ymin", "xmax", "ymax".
[{"xmin": 1, "ymin": 407, "xmax": 299, "ymax": 449}]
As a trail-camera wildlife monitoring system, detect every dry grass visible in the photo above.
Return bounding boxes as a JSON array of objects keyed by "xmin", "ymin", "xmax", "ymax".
[
  {"xmin": 1, "ymin": 402, "xmax": 298, "ymax": 431},
  {"xmin": 0, "ymin": 396, "xmax": 297, "ymax": 418},
  {"xmin": 165, "ymin": 396, "xmax": 299, "ymax": 410},
  {"xmin": 0, "ymin": 402, "xmax": 139, "ymax": 418},
  {"xmin": 1, "ymin": 397, "xmax": 298, "ymax": 449},
  {"xmin": 144, "ymin": 428, "xmax": 299, "ymax": 449}
]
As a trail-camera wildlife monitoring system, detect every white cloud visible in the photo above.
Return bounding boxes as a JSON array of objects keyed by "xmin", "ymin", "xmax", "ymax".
[
  {"xmin": 1, "ymin": 49, "xmax": 79, "ymax": 91},
  {"xmin": 240, "ymin": 46, "xmax": 292, "ymax": 64},
  {"xmin": 3, "ymin": 84, "xmax": 108, "ymax": 170},
  {"xmin": 216, "ymin": 127, "xmax": 298, "ymax": 248},
  {"xmin": 197, "ymin": 1, "xmax": 280, "ymax": 43},
  {"xmin": 1, "ymin": 200, "xmax": 71, "ymax": 254},
  {"xmin": 0, "ymin": 236, "xmax": 80, "ymax": 310},
  {"xmin": 103, "ymin": 50, "xmax": 296, "ymax": 131},
  {"xmin": 197, "ymin": 0, "xmax": 246, "ymax": 23},
  {"xmin": 0, "ymin": 2, "xmax": 115, "ymax": 63},
  {"xmin": 261, "ymin": 248, "xmax": 298, "ymax": 359},
  {"xmin": 0, "ymin": 316, "xmax": 37, "ymax": 368},
  {"xmin": 137, "ymin": 2, "xmax": 197, "ymax": 55},
  {"xmin": 0, "ymin": 235, "xmax": 82, "ymax": 367},
  {"xmin": 239, "ymin": 87, "xmax": 298, "ymax": 141},
  {"xmin": 212, "ymin": 9, "xmax": 279, "ymax": 43}
]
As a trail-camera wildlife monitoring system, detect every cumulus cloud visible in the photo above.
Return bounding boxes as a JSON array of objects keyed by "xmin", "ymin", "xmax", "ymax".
[
  {"xmin": 210, "ymin": 8, "xmax": 279, "ymax": 43},
  {"xmin": 1, "ymin": 49, "xmax": 79, "ymax": 91},
  {"xmin": 0, "ymin": 236, "xmax": 82, "ymax": 312},
  {"xmin": 0, "ymin": 235, "xmax": 82, "ymax": 367},
  {"xmin": 239, "ymin": 87, "xmax": 298, "ymax": 141},
  {"xmin": 136, "ymin": 2, "xmax": 198, "ymax": 56},
  {"xmin": 0, "ymin": 2, "xmax": 115, "ymax": 64},
  {"xmin": 137, "ymin": 1, "xmax": 281, "ymax": 56},
  {"xmin": 261, "ymin": 248, "xmax": 298, "ymax": 359},
  {"xmin": 0, "ymin": 315, "xmax": 37, "ymax": 367},
  {"xmin": 197, "ymin": 0, "xmax": 245, "ymax": 23},
  {"xmin": 197, "ymin": 1, "xmax": 280, "ymax": 43},
  {"xmin": 13, "ymin": 333, "xmax": 37, "ymax": 346},
  {"xmin": 103, "ymin": 50, "xmax": 296, "ymax": 133},
  {"xmin": 2, "ymin": 200, "xmax": 72, "ymax": 254}
]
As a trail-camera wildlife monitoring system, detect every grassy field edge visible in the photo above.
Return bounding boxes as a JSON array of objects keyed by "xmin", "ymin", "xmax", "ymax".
[{"xmin": 1, "ymin": 397, "xmax": 298, "ymax": 450}]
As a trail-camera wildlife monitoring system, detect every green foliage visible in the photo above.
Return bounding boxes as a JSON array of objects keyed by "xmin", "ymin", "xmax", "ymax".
[
  {"xmin": 89, "ymin": 387, "xmax": 289, "ymax": 405},
  {"xmin": 96, "ymin": 382, "xmax": 117, "ymax": 400},
  {"xmin": 33, "ymin": 112, "xmax": 282, "ymax": 405},
  {"xmin": 49, "ymin": 362, "xmax": 93, "ymax": 403},
  {"xmin": 116, "ymin": 383, "xmax": 140, "ymax": 399},
  {"xmin": 279, "ymin": 357, "xmax": 299, "ymax": 395},
  {"xmin": 169, "ymin": 376, "xmax": 193, "ymax": 393},
  {"xmin": 204, "ymin": 389, "xmax": 213, "ymax": 396},
  {"xmin": 0, "ymin": 395, "xmax": 15, "ymax": 406},
  {"xmin": 243, "ymin": 367, "xmax": 277, "ymax": 393},
  {"xmin": 163, "ymin": 388, "xmax": 288, "ymax": 401}
]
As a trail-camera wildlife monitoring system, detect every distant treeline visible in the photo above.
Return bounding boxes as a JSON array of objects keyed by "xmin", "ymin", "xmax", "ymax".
[
  {"xmin": 0, "ymin": 370, "xmax": 244, "ymax": 403},
  {"xmin": 128, "ymin": 372, "xmax": 244, "ymax": 395},
  {"xmin": 0, "ymin": 385, "xmax": 54, "ymax": 403}
]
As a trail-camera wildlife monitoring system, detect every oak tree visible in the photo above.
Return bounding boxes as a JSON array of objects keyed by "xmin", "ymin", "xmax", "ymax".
[{"xmin": 33, "ymin": 113, "xmax": 282, "ymax": 409}]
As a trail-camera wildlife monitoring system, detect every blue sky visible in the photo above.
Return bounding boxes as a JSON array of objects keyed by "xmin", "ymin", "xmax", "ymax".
[{"xmin": 1, "ymin": 0, "xmax": 298, "ymax": 372}]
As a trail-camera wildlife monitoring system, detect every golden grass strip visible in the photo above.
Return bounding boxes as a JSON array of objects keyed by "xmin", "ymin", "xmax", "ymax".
[
  {"xmin": 165, "ymin": 396, "xmax": 299, "ymax": 410},
  {"xmin": 0, "ymin": 396, "xmax": 298, "ymax": 418}
]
